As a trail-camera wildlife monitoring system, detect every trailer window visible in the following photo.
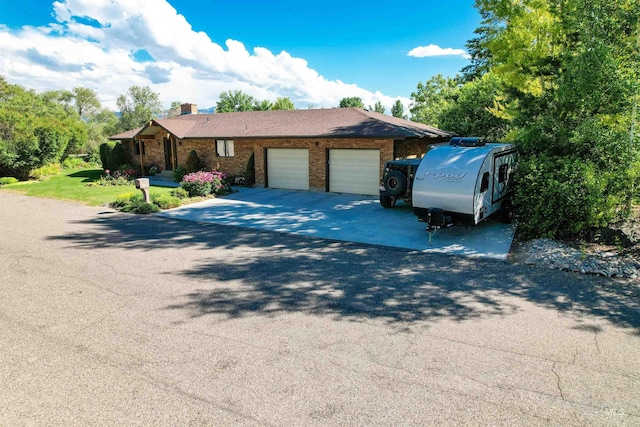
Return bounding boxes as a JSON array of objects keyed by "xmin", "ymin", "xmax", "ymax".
[
  {"xmin": 498, "ymin": 164, "xmax": 508, "ymax": 183},
  {"xmin": 480, "ymin": 172, "xmax": 490, "ymax": 192}
]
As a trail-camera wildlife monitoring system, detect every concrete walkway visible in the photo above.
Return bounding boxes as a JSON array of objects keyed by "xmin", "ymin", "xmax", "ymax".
[{"xmin": 158, "ymin": 187, "xmax": 517, "ymax": 259}]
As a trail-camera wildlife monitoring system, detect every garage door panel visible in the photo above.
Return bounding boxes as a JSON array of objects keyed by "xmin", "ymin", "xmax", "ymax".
[
  {"xmin": 267, "ymin": 149, "xmax": 309, "ymax": 190},
  {"xmin": 329, "ymin": 149, "xmax": 380, "ymax": 195}
]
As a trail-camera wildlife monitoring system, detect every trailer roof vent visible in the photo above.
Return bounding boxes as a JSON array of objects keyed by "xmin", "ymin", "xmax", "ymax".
[{"xmin": 449, "ymin": 137, "xmax": 485, "ymax": 147}]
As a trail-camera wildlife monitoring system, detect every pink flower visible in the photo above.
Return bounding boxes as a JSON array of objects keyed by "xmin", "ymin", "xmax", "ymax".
[{"xmin": 105, "ymin": 169, "xmax": 110, "ymax": 175}]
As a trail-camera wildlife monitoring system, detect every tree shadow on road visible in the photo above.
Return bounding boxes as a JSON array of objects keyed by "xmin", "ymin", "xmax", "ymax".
[{"xmin": 48, "ymin": 212, "xmax": 640, "ymax": 331}]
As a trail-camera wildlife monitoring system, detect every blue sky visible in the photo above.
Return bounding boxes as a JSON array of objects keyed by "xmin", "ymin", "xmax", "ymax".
[{"xmin": 0, "ymin": 0, "xmax": 480, "ymax": 112}]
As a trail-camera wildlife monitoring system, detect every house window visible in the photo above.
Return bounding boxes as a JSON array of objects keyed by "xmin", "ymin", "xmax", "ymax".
[
  {"xmin": 480, "ymin": 171, "xmax": 490, "ymax": 192},
  {"xmin": 216, "ymin": 139, "xmax": 234, "ymax": 157},
  {"xmin": 134, "ymin": 141, "xmax": 145, "ymax": 156}
]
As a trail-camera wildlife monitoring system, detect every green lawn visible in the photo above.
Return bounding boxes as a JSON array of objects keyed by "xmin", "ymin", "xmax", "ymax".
[{"xmin": 0, "ymin": 168, "xmax": 175, "ymax": 206}]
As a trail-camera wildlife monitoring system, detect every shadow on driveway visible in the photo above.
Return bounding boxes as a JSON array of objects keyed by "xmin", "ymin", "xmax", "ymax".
[{"xmin": 48, "ymin": 212, "xmax": 640, "ymax": 332}]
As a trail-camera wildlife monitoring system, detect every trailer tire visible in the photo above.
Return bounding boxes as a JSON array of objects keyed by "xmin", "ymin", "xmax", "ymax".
[
  {"xmin": 501, "ymin": 200, "xmax": 514, "ymax": 224},
  {"xmin": 383, "ymin": 170, "xmax": 407, "ymax": 197},
  {"xmin": 380, "ymin": 196, "xmax": 395, "ymax": 208}
]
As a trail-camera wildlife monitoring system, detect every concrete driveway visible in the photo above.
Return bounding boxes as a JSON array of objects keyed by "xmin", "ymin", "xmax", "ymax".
[{"xmin": 158, "ymin": 187, "xmax": 516, "ymax": 259}]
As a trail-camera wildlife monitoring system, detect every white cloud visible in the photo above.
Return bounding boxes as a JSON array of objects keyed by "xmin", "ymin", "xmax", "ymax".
[
  {"xmin": 408, "ymin": 44, "xmax": 471, "ymax": 59},
  {"xmin": 0, "ymin": 0, "xmax": 409, "ymax": 113}
]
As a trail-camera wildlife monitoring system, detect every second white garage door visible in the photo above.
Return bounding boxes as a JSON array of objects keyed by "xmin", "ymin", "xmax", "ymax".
[
  {"xmin": 267, "ymin": 148, "xmax": 309, "ymax": 190},
  {"xmin": 329, "ymin": 149, "xmax": 380, "ymax": 195}
]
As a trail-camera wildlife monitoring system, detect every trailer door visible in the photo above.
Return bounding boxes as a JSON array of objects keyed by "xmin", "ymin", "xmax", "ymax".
[{"xmin": 492, "ymin": 149, "xmax": 517, "ymax": 204}]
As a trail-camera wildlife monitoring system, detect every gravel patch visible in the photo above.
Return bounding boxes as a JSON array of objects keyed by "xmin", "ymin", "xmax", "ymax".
[{"xmin": 510, "ymin": 216, "xmax": 640, "ymax": 281}]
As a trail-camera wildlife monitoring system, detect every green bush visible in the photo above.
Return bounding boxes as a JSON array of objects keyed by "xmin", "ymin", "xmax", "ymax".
[
  {"xmin": 62, "ymin": 156, "xmax": 90, "ymax": 169},
  {"xmin": 109, "ymin": 143, "xmax": 125, "ymax": 171},
  {"xmin": 99, "ymin": 142, "xmax": 125, "ymax": 172},
  {"xmin": 112, "ymin": 191, "xmax": 159, "ymax": 214},
  {"xmin": 185, "ymin": 150, "xmax": 204, "ymax": 173},
  {"xmin": 515, "ymin": 154, "xmax": 620, "ymax": 239},
  {"xmin": 146, "ymin": 165, "xmax": 160, "ymax": 176},
  {"xmin": 152, "ymin": 194, "xmax": 182, "ymax": 210},
  {"xmin": 172, "ymin": 166, "xmax": 187, "ymax": 183},
  {"xmin": 0, "ymin": 177, "xmax": 19, "ymax": 186},
  {"xmin": 111, "ymin": 192, "xmax": 142, "ymax": 208},
  {"xmin": 245, "ymin": 152, "xmax": 255, "ymax": 186},
  {"xmin": 170, "ymin": 187, "xmax": 189, "ymax": 199},
  {"xmin": 121, "ymin": 201, "xmax": 160, "ymax": 214},
  {"xmin": 85, "ymin": 147, "xmax": 101, "ymax": 165},
  {"xmin": 99, "ymin": 142, "xmax": 109, "ymax": 170},
  {"xmin": 30, "ymin": 163, "xmax": 61, "ymax": 180}
]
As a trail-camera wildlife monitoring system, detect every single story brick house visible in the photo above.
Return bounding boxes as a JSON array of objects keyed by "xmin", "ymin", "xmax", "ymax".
[{"xmin": 109, "ymin": 104, "xmax": 451, "ymax": 195}]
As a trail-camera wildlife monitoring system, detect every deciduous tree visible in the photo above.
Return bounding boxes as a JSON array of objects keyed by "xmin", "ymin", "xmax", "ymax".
[
  {"xmin": 409, "ymin": 74, "xmax": 459, "ymax": 126},
  {"xmin": 391, "ymin": 100, "xmax": 406, "ymax": 119},
  {"xmin": 116, "ymin": 86, "xmax": 162, "ymax": 132},
  {"xmin": 369, "ymin": 101, "xmax": 385, "ymax": 114},
  {"xmin": 272, "ymin": 97, "xmax": 295, "ymax": 110},
  {"xmin": 338, "ymin": 97, "xmax": 365, "ymax": 108},
  {"xmin": 216, "ymin": 90, "xmax": 255, "ymax": 113}
]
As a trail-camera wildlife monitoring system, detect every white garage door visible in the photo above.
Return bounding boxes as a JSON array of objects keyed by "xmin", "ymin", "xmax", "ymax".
[
  {"xmin": 329, "ymin": 149, "xmax": 380, "ymax": 195},
  {"xmin": 267, "ymin": 148, "xmax": 309, "ymax": 190}
]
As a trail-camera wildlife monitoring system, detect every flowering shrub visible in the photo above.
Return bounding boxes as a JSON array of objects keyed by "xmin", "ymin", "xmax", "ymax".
[
  {"xmin": 181, "ymin": 171, "xmax": 227, "ymax": 197},
  {"xmin": 115, "ymin": 164, "xmax": 138, "ymax": 180},
  {"xmin": 148, "ymin": 165, "xmax": 159, "ymax": 176},
  {"xmin": 89, "ymin": 164, "xmax": 139, "ymax": 187}
]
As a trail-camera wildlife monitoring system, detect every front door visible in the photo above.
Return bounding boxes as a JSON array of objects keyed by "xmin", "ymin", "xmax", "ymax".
[{"xmin": 164, "ymin": 137, "xmax": 174, "ymax": 171}]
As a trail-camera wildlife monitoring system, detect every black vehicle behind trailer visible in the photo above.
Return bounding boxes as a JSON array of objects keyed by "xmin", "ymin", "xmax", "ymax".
[{"xmin": 378, "ymin": 158, "xmax": 422, "ymax": 208}]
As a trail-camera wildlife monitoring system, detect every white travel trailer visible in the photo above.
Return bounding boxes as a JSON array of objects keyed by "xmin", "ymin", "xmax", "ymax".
[{"xmin": 412, "ymin": 137, "xmax": 517, "ymax": 231}]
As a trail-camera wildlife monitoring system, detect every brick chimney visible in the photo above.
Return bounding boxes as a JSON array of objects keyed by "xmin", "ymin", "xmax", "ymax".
[{"xmin": 180, "ymin": 103, "xmax": 198, "ymax": 115}]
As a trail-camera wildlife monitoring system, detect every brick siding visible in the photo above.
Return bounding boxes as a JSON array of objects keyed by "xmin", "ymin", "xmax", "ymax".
[{"xmin": 124, "ymin": 134, "xmax": 441, "ymax": 192}]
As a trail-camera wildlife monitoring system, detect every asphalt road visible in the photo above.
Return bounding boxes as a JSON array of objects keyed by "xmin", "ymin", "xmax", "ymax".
[{"xmin": 1, "ymin": 191, "xmax": 639, "ymax": 426}]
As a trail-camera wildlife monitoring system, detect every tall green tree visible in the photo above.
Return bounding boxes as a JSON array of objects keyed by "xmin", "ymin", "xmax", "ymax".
[
  {"xmin": 391, "ymin": 100, "xmax": 406, "ymax": 119},
  {"xmin": 272, "ymin": 97, "xmax": 295, "ymax": 110},
  {"xmin": 253, "ymin": 99, "xmax": 272, "ymax": 111},
  {"xmin": 116, "ymin": 86, "xmax": 162, "ymax": 132},
  {"xmin": 72, "ymin": 87, "xmax": 100, "ymax": 118},
  {"xmin": 471, "ymin": 0, "xmax": 640, "ymax": 237},
  {"xmin": 216, "ymin": 90, "xmax": 255, "ymax": 112},
  {"xmin": 409, "ymin": 74, "xmax": 460, "ymax": 126},
  {"xmin": 438, "ymin": 72, "xmax": 509, "ymax": 140},
  {"xmin": 369, "ymin": 101, "xmax": 385, "ymax": 114},
  {"xmin": 166, "ymin": 101, "xmax": 183, "ymax": 118},
  {"xmin": 338, "ymin": 97, "xmax": 365, "ymax": 108}
]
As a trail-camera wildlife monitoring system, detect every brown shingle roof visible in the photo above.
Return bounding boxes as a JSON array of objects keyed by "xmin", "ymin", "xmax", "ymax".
[{"xmin": 110, "ymin": 108, "xmax": 451, "ymax": 140}]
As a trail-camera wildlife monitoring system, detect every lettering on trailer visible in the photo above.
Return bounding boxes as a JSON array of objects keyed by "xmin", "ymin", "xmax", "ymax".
[{"xmin": 423, "ymin": 171, "xmax": 467, "ymax": 181}]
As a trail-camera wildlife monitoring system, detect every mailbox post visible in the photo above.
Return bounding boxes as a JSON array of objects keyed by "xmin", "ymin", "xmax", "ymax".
[{"xmin": 134, "ymin": 178, "xmax": 151, "ymax": 203}]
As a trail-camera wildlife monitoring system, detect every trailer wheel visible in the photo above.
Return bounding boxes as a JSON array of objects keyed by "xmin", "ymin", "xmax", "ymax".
[
  {"xmin": 380, "ymin": 196, "xmax": 395, "ymax": 208},
  {"xmin": 383, "ymin": 170, "xmax": 407, "ymax": 197},
  {"xmin": 501, "ymin": 200, "xmax": 514, "ymax": 224}
]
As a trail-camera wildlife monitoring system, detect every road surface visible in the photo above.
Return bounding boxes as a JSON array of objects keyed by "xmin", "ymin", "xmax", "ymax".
[{"xmin": 1, "ymin": 191, "xmax": 639, "ymax": 425}]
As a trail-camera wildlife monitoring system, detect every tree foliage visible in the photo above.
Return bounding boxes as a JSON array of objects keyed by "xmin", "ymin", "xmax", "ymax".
[
  {"xmin": 272, "ymin": 97, "xmax": 295, "ymax": 110},
  {"xmin": 409, "ymin": 74, "xmax": 460, "ymax": 126},
  {"xmin": 338, "ymin": 97, "xmax": 365, "ymax": 108},
  {"xmin": 0, "ymin": 77, "xmax": 88, "ymax": 179},
  {"xmin": 116, "ymin": 86, "xmax": 162, "ymax": 132},
  {"xmin": 438, "ymin": 72, "xmax": 509, "ymax": 140},
  {"xmin": 166, "ymin": 101, "xmax": 183, "ymax": 118},
  {"xmin": 72, "ymin": 87, "xmax": 101, "ymax": 118},
  {"xmin": 391, "ymin": 100, "xmax": 406, "ymax": 119},
  {"xmin": 369, "ymin": 101, "xmax": 385, "ymax": 114},
  {"xmin": 216, "ymin": 90, "xmax": 255, "ymax": 113},
  {"xmin": 466, "ymin": 0, "xmax": 640, "ymax": 237},
  {"xmin": 253, "ymin": 99, "xmax": 272, "ymax": 111}
]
